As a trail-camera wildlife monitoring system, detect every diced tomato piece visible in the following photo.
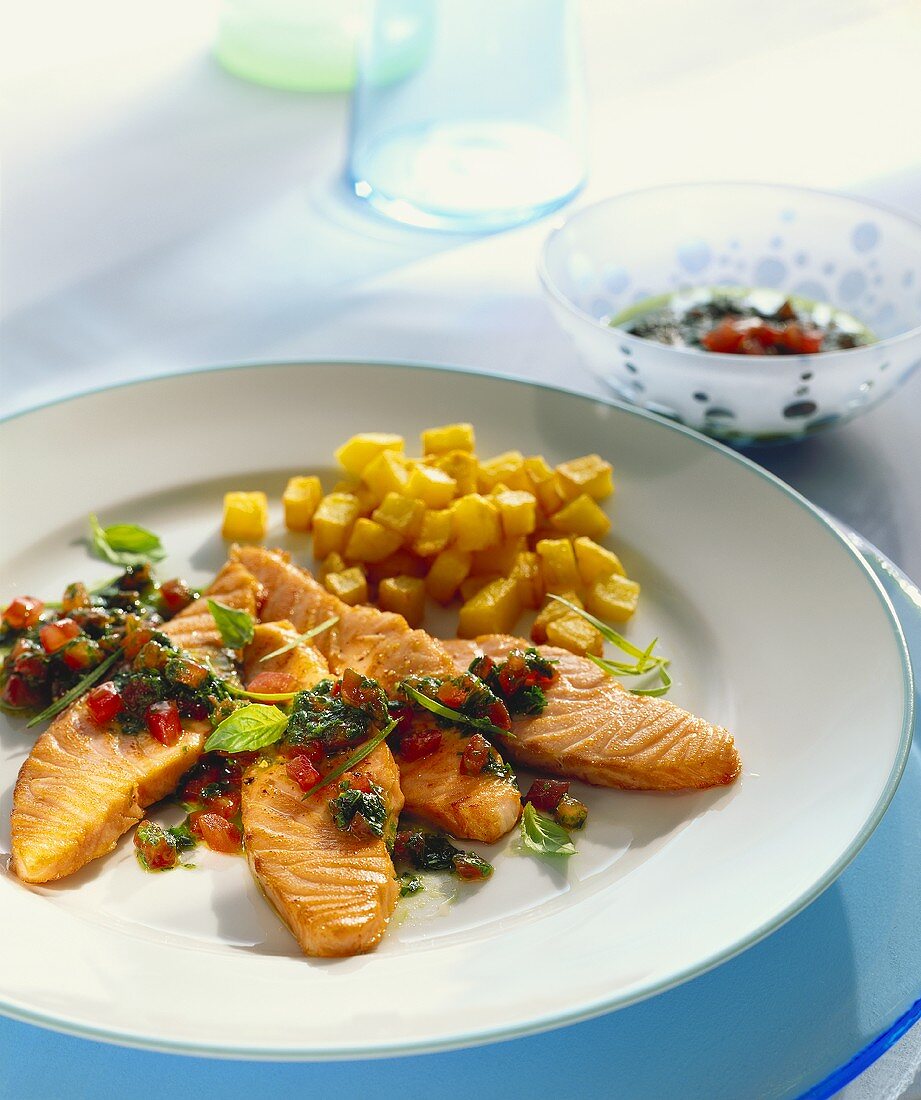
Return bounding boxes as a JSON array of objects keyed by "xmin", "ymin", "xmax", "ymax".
[
  {"xmin": 86, "ymin": 682, "xmax": 124, "ymax": 724},
  {"xmin": 134, "ymin": 822, "xmax": 178, "ymax": 870},
  {"xmin": 339, "ymin": 668, "xmax": 383, "ymax": 711},
  {"xmin": 486, "ymin": 700, "xmax": 511, "ymax": 730},
  {"xmin": 388, "ymin": 702, "xmax": 415, "ymax": 734},
  {"xmin": 398, "ymin": 728, "xmax": 442, "ymax": 761},
  {"xmin": 61, "ymin": 582, "xmax": 90, "ymax": 613},
  {"xmin": 779, "ymin": 322, "xmax": 823, "ymax": 354},
  {"xmin": 145, "ymin": 699, "xmax": 182, "ymax": 746},
  {"xmin": 2, "ymin": 596, "xmax": 45, "ymax": 631},
  {"xmin": 437, "ymin": 682, "xmax": 468, "ymax": 709},
  {"xmin": 279, "ymin": 739, "xmax": 325, "ymax": 766},
  {"xmin": 190, "ymin": 812, "xmax": 242, "ymax": 853},
  {"xmin": 179, "ymin": 698, "xmax": 210, "ymax": 721},
  {"xmin": 202, "ymin": 790, "xmax": 242, "ymax": 818},
  {"xmin": 453, "ymin": 854, "xmax": 491, "ymax": 881},
  {"xmin": 460, "ymin": 733, "xmax": 491, "ymax": 776},
  {"xmin": 349, "ymin": 774, "xmax": 373, "ymax": 794},
  {"xmin": 39, "ymin": 618, "xmax": 81, "ymax": 654},
  {"xmin": 468, "ymin": 655, "xmax": 495, "ymax": 681},
  {"xmin": 701, "ymin": 319, "xmax": 744, "ymax": 353},
  {"xmin": 286, "ymin": 755, "xmax": 321, "ymax": 793},
  {"xmin": 12, "ymin": 650, "xmax": 47, "ymax": 682},
  {"xmin": 61, "ymin": 637, "xmax": 103, "ymax": 672},
  {"xmin": 524, "ymin": 778, "xmax": 570, "ymax": 812},
  {"xmin": 246, "ymin": 671, "xmax": 297, "ymax": 695},
  {"xmin": 159, "ymin": 577, "xmax": 194, "ymax": 615},
  {"xmin": 1, "ymin": 674, "xmax": 40, "ymax": 709}
]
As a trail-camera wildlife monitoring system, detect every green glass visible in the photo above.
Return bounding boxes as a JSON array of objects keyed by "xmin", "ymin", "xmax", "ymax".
[{"xmin": 216, "ymin": 0, "xmax": 364, "ymax": 92}]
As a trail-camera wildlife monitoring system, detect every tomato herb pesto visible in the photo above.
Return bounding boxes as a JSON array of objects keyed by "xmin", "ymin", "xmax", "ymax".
[{"xmin": 610, "ymin": 287, "xmax": 874, "ymax": 356}]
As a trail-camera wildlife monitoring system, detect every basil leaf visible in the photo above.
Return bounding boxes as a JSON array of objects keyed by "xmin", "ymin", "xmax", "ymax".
[
  {"xmin": 204, "ymin": 703, "xmax": 288, "ymax": 753},
  {"xmin": 520, "ymin": 802, "xmax": 576, "ymax": 857},
  {"xmin": 207, "ymin": 599, "xmax": 255, "ymax": 649},
  {"xmin": 89, "ymin": 514, "xmax": 166, "ymax": 566}
]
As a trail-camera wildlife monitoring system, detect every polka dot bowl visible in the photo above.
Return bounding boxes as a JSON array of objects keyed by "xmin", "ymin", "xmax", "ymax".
[{"xmin": 538, "ymin": 183, "xmax": 921, "ymax": 443}]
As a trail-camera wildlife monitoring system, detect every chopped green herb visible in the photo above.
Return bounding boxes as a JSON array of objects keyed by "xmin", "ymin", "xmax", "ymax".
[
  {"xmin": 400, "ymin": 680, "xmax": 511, "ymax": 739},
  {"xmin": 300, "ymin": 718, "xmax": 397, "ymax": 800},
  {"xmin": 259, "ymin": 616, "xmax": 339, "ymax": 662},
  {"xmin": 26, "ymin": 648, "xmax": 123, "ymax": 729},
  {"xmin": 166, "ymin": 820, "xmax": 197, "ymax": 852},
  {"xmin": 520, "ymin": 802, "xmax": 576, "ymax": 857},
  {"xmin": 89, "ymin": 514, "xmax": 166, "ymax": 566},
  {"xmin": 204, "ymin": 703, "xmax": 288, "ymax": 753},
  {"xmin": 393, "ymin": 827, "xmax": 493, "ymax": 881},
  {"xmin": 207, "ymin": 599, "xmax": 254, "ymax": 650},
  {"xmin": 549, "ymin": 594, "xmax": 671, "ymax": 696},
  {"xmin": 329, "ymin": 780, "xmax": 388, "ymax": 837},
  {"xmin": 399, "ymin": 874, "xmax": 425, "ymax": 897}
]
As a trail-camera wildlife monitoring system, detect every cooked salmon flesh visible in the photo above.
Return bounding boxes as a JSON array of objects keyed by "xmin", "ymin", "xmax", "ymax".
[
  {"xmin": 444, "ymin": 636, "xmax": 740, "ymax": 791},
  {"xmin": 9, "ymin": 561, "xmax": 262, "ymax": 884},
  {"xmin": 240, "ymin": 621, "xmax": 403, "ymax": 956}
]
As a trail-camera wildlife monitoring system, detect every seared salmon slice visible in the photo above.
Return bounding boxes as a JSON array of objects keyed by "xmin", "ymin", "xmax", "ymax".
[
  {"xmin": 240, "ymin": 621, "xmax": 402, "ymax": 957},
  {"xmin": 444, "ymin": 636, "xmax": 741, "ymax": 791},
  {"xmin": 9, "ymin": 561, "xmax": 262, "ymax": 884},
  {"xmin": 232, "ymin": 547, "xmax": 521, "ymax": 842}
]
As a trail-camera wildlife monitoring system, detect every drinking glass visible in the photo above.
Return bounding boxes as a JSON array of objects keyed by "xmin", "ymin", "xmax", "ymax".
[{"xmin": 348, "ymin": 0, "xmax": 587, "ymax": 232}]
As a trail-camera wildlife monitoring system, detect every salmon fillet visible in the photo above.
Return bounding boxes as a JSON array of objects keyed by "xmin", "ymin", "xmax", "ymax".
[
  {"xmin": 232, "ymin": 546, "xmax": 521, "ymax": 843},
  {"xmin": 443, "ymin": 636, "xmax": 741, "ymax": 791},
  {"xmin": 9, "ymin": 561, "xmax": 262, "ymax": 884},
  {"xmin": 240, "ymin": 621, "xmax": 403, "ymax": 957}
]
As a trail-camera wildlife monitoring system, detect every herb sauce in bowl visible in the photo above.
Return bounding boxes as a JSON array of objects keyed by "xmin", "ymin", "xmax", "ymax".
[{"xmin": 610, "ymin": 287, "xmax": 874, "ymax": 356}]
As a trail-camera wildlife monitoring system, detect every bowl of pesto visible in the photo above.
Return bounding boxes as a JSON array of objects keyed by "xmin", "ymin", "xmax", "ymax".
[{"xmin": 539, "ymin": 183, "xmax": 921, "ymax": 443}]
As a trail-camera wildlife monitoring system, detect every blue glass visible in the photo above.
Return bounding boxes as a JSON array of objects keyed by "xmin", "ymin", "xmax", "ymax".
[{"xmin": 348, "ymin": 0, "xmax": 586, "ymax": 232}]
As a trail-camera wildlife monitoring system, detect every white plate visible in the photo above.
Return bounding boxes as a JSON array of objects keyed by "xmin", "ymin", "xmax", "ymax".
[{"xmin": 0, "ymin": 362, "xmax": 912, "ymax": 1059}]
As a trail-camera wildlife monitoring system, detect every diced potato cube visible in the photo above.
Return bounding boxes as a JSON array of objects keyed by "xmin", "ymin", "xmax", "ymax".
[
  {"xmin": 512, "ymin": 551, "xmax": 545, "ymax": 609},
  {"xmin": 324, "ymin": 566, "xmax": 368, "ymax": 606},
  {"xmin": 344, "ymin": 518, "xmax": 403, "ymax": 563},
  {"xmin": 332, "ymin": 479, "xmax": 376, "ymax": 516},
  {"xmin": 534, "ymin": 474, "xmax": 565, "ymax": 516},
  {"xmin": 365, "ymin": 549, "xmax": 427, "ymax": 584},
  {"xmin": 535, "ymin": 537, "xmax": 581, "ymax": 593},
  {"xmin": 531, "ymin": 590, "xmax": 583, "ymax": 644},
  {"xmin": 459, "ymin": 574, "xmax": 500, "ymax": 603},
  {"xmin": 425, "ymin": 548, "xmax": 472, "ymax": 604},
  {"xmin": 494, "ymin": 489, "xmax": 537, "ymax": 538},
  {"xmin": 282, "ymin": 476, "xmax": 323, "ymax": 532},
  {"xmin": 362, "ymin": 450, "xmax": 411, "ymax": 499},
  {"xmin": 431, "ymin": 450, "xmax": 478, "ymax": 496},
  {"xmin": 421, "ymin": 423, "xmax": 475, "ymax": 454},
  {"xmin": 458, "ymin": 578, "xmax": 522, "ymax": 638},
  {"xmin": 452, "ymin": 494, "xmax": 502, "ymax": 552},
  {"xmin": 546, "ymin": 613, "xmax": 604, "ymax": 657},
  {"xmin": 555, "ymin": 795, "xmax": 588, "ymax": 830},
  {"xmin": 313, "ymin": 493, "xmax": 361, "ymax": 559},
  {"xmin": 372, "ymin": 492, "xmax": 425, "ymax": 542},
  {"xmin": 524, "ymin": 454, "xmax": 555, "ymax": 485},
  {"xmin": 222, "ymin": 491, "xmax": 268, "ymax": 542},
  {"xmin": 573, "ymin": 536, "xmax": 625, "ymax": 584},
  {"xmin": 335, "ymin": 433, "xmax": 404, "ymax": 478},
  {"xmin": 477, "ymin": 451, "xmax": 530, "ymax": 492},
  {"xmin": 550, "ymin": 494, "xmax": 612, "ymax": 540},
  {"xmin": 471, "ymin": 537, "xmax": 525, "ymax": 577},
  {"xmin": 321, "ymin": 551, "xmax": 346, "ymax": 578},
  {"xmin": 378, "ymin": 575, "xmax": 426, "ymax": 627},
  {"xmin": 412, "ymin": 509, "xmax": 454, "ymax": 557},
  {"xmin": 556, "ymin": 454, "xmax": 614, "ymax": 501},
  {"xmin": 585, "ymin": 574, "xmax": 640, "ymax": 622},
  {"xmin": 404, "ymin": 464, "xmax": 457, "ymax": 509}
]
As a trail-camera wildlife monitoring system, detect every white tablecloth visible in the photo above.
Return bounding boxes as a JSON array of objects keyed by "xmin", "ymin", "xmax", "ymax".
[{"xmin": 3, "ymin": 2, "xmax": 921, "ymax": 1094}]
